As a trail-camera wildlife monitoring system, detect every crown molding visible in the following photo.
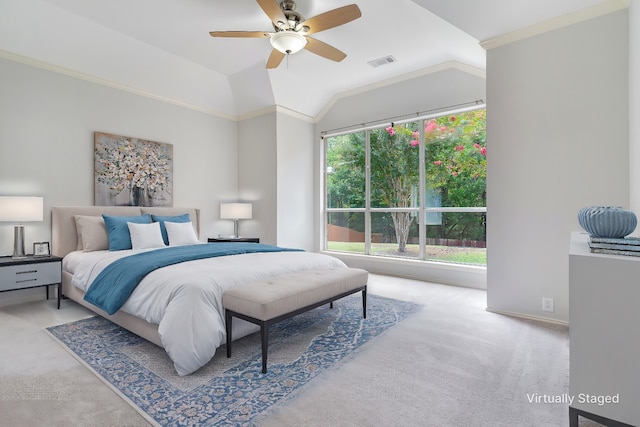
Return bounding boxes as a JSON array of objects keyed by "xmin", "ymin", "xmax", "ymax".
[
  {"xmin": 1, "ymin": 48, "xmax": 485, "ymax": 125},
  {"xmin": 0, "ymin": 49, "xmax": 236, "ymax": 121},
  {"xmin": 274, "ymin": 105, "xmax": 315, "ymax": 122},
  {"xmin": 481, "ymin": 0, "xmax": 630, "ymax": 50},
  {"xmin": 235, "ymin": 105, "xmax": 278, "ymax": 121},
  {"xmin": 235, "ymin": 104, "xmax": 315, "ymax": 123}
]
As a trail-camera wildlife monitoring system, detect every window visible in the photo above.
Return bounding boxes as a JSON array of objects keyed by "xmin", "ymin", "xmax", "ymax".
[{"xmin": 323, "ymin": 107, "xmax": 486, "ymax": 266}]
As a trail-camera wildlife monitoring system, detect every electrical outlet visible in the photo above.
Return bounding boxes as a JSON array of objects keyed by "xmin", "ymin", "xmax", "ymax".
[{"xmin": 542, "ymin": 297, "xmax": 554, "ymax": 312}]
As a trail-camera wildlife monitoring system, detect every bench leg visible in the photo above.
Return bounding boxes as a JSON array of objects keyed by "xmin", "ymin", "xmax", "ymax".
[
  {"xmin": 226, "ymin": 310, "xmax": 232, "ymax": 358},
  {"xmin": 362, "ymin": 287, "xmax": 367, "ymax": 319},
  {"xmin": 261, "ymin": 322, "xmax": 269, "ymax": 374},
  {"xmin": 227, "ymin": 284, "xmax": 367, "ymax": 374}
]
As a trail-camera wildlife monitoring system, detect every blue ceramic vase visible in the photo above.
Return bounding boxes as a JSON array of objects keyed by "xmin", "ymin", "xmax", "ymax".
[{"xmin": 577, "ymin": 206, "xmax": 637, "ymax": 238}]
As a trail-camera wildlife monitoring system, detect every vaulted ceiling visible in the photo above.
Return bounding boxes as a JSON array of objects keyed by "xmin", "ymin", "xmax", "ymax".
[{"xmin": 0, "ymin": 0, "xmax": 615, "ymax": 120}]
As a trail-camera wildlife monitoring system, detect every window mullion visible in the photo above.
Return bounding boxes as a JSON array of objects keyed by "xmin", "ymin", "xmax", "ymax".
[
  {"xmin": 321, "ymin": 137, "xmax": 328, "ymax": 251},
  {"xmin": 365, "ymin": 129, "xmax": 371, "ymax": 255},
  {"xmin": 418, "ymin": 119, "xmax": 426, "ymax": 260}
]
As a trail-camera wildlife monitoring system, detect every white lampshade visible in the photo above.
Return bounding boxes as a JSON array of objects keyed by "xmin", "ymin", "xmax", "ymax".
[
  {"xmin": 220, "ymin": 203, "xmax": 252, "ymax": 220},
  {"xmin": 0, "ymin": 197, "xmax": 44, "ymax": 222},
  {"xmin": 270, "ymin": 31, "xmax": 307, "ymax": 54}
]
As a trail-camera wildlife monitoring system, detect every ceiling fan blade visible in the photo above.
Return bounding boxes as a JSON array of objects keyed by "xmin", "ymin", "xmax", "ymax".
[
  {"xmin": 299, "ymin": 4, "xmax": 361, "ymax": 34},
  {"xmin": 266, "ymin": 49, "xmax": 286, "ymax": 69},
  {"xmin": 209, "ymin": 31, "xmax": 270, "ymax": 38},
  {"xmin": 304, "ymin": 37, "xmax": 347, "ymax": 62},
  {"xmin": 257, "ymin": 0, "xmax": 289, "ymax": 29}
]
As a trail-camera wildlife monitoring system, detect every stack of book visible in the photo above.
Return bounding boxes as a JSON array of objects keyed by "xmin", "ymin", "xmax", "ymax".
[{"xmin": 589, "ymin": 236, "xmax": 640, "ymax": 257}]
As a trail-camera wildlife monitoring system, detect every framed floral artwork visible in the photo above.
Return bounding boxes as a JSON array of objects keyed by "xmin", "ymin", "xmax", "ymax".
[{"xmin": 94, "ymin": 132, "xmax": 173, "ymax": 207}]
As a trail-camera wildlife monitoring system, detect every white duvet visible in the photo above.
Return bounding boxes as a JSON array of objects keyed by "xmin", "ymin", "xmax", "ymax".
[{"xmin": 64, "ymin": 247, "xmax": 347, "ymax": 376}]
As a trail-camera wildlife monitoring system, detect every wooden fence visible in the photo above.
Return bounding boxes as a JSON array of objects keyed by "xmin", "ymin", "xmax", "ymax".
[{"xmin": 328, "ymin": 225, "xmax": 485, "ymax": 248}]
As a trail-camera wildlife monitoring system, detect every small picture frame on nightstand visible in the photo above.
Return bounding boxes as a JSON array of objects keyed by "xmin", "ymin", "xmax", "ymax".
[{"xmin": 33, "ymin": 242, "xmax": 51, "ymax": 257}]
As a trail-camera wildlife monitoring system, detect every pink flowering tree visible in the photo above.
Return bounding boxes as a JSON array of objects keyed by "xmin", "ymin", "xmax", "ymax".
[
  {"xmin": 370, "ymin": 123, "xmax": 421, "ymax": 252},
  {"xmin": 424, "ymin": 110, "xmax": 486, "ymax": 208},
  {"xmin": 423, "ymin": 110, "xmax": 487, "ymax": 243},
  {"xmin": 375, "ymin": 110, "xmax": 487, "ymax": 251}
]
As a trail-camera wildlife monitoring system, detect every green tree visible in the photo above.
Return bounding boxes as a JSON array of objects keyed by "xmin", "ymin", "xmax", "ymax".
[
  {"xmin": 326, "ymin": 133, "xmax": 366, "ymax": 233},
  {"xmin": 326, "ymin": 132, "xmax": 365, "ymax": 211},
  {"xmin": 370, "ymin": 123, "xmax": 420, "ymax": 252}
]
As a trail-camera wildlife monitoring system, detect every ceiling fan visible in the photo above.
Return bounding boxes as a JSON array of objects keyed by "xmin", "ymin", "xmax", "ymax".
[{"xmin": 209, "ymin": 0, "xmax": 362, "ymax": 69}]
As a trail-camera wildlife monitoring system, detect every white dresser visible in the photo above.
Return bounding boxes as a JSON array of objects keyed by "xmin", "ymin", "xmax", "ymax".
[{"xmin": 569, "ymin": 232, "xmax": 639, "ymax": 426}]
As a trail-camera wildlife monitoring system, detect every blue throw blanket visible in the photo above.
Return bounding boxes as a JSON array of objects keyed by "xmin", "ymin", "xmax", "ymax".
[{"xmin": 84, "ymin": 243, "xmax": 303, "ymax": 315}]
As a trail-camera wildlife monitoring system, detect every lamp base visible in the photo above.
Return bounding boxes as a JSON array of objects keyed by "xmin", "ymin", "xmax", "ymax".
[
  {"xmin": 232, "ymin": 219, "xmax": 240, "ymax": 239},
  {"xmin": 12, "ymin": 225, "xmax": 27, "ymax": 258}
]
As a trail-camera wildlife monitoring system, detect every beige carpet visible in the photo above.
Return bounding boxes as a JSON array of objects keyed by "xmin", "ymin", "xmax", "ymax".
[
  {"xmin": 257, "ymin": 276, "xmax": 571, "ymax": 427},
  {"xmin": 0, "ymin": 274, "xmax": 597, "ymax": 426},
  {"xmin": 0, "ymin": 297, "xmax": 149, "ymax": 427}
]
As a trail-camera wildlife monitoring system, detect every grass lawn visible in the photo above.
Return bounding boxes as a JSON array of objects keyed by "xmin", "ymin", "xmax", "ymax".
[{"xmin": 327, "ymin": 241, "xmax": 486, "ymax": 266}]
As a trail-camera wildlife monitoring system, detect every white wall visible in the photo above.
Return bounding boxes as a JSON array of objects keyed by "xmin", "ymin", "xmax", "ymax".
[
  {"xmin": 276, "ymin": 113, "xmax": 315, "ymax": 251},
  {"xmin": 630, "ymin": 2, "xmax": 640, "ymax": 213},
  {"xmin": 486, "ymin": 10, "xmax": 629, "ymax": 323},
  {"xmin": 236, "ymin": 111, "xmax": 315, "ymax": 250},
  {"xmin": 0, "ymin": 58, "xmax": 239, "ymax": 304},
  {"xmin": 317, "ymin": 65, "xmax": 485, "ymax": 134},
  {"xmin": 237, "ymin": 113, "xmax": 277, "ymax": 244},
  {"xmin": 315, "ymin": 66, "xmax": 487, "ymax": 287}
]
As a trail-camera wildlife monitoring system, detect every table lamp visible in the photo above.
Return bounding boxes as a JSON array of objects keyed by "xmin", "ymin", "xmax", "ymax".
[
  {"xmin": 0, "ymin": 196, "xmax": 44, "ymax": 258},
  {"xmin": 220, "ymin": 203, "xmax": 252, "ymax": 238}
]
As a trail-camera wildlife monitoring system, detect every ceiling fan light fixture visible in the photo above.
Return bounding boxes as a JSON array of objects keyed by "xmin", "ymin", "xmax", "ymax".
[{"xmin": 270, "ymin": 31, "xmax": 307, "ymax": 54}]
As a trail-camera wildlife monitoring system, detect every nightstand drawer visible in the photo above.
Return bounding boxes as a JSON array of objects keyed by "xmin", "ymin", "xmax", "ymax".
[{"xmin": 0, "ymin": 261, "xmax": 62, "ymax": 292}]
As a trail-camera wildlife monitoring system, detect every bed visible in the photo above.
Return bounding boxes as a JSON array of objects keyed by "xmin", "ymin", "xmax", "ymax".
[{"xmin": 51, "ymin": 206, "xmax": 348, "ymax": 376}]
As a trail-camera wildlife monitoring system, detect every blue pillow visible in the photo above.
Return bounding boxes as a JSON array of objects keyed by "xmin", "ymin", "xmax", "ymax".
[
  {"xmin": 102, "ymin": 214, "xmax": 151, "ymax": 251},
  {"xmin": 151, "ymin": 213, "xmax": 191, "ymax": 245}
]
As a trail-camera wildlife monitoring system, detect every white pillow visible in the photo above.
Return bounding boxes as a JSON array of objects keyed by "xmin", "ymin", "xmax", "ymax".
[
  {"xmin": 74, "ymin": 215, "xmax": 109, "ymax": 252},
  {"xmin": 127, "ymin": 221, "xmax": 166, "ymax": 250},
  {"xmin": 165, "ymin": 221, "xmax": 200, "ymax": 246}
]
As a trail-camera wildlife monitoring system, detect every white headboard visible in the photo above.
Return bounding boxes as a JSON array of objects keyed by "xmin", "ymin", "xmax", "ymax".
[{"xmin": 51, "ymin": 206, "xmax": 200, "ymax": 257}]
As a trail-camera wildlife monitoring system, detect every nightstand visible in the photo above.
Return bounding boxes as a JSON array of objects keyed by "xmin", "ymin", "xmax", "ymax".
[
  {"xmin": 208, "ymin": 237, "xmax": 260, "ymax": 243},
  {"xmin": 0, "ymin": 255, "xmax": 62, "ymax": 303}
]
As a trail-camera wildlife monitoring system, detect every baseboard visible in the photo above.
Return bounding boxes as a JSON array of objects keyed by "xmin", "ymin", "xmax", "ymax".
[
  {"xmin": 486, "ymin": 307, "xmax": 568, "ymax": 326},
  {"xmin": 324, "ymin": 251, "xmax": 487, "ymax": 289}
]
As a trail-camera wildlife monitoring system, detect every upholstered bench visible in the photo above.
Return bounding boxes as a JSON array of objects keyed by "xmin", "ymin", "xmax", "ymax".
[{"xmin": 223, "ymin": 267, "xmax": 368, "ymax": 373}]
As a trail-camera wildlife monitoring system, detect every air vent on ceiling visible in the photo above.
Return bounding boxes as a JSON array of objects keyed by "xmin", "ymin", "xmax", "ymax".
[{"xmin": 367, "ymin": 55, "xmax": 396, "ymax": 68}]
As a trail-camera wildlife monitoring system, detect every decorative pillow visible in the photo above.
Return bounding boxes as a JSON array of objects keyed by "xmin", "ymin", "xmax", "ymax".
[
  {"xmin": 151, "ymin": 213, "xmax": 191, "ymax": 245},
  {"xmin": 74, "ymin": 215, "xmax": 109, "ymax": 252},
  {"xmin": 165, "ymin": 221, "xmax": 200, "ymax": 246},
  {"xmin": 127, "ymin": 221, "xmax": 166, "ymax": 250},
  {"xmin": 102, "ymin": 214, "xmax": 151, "ymax": 251}
]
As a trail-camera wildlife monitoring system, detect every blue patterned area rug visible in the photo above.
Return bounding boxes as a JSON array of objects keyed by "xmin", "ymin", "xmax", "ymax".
[{"xmin": 47, "ymin": 294, "xmax": 421, "ymax": 427}]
